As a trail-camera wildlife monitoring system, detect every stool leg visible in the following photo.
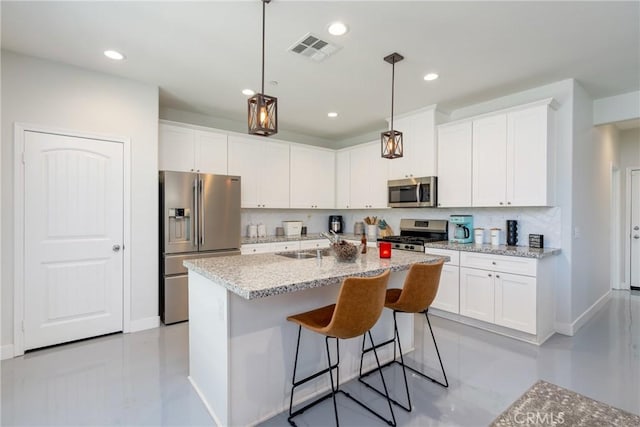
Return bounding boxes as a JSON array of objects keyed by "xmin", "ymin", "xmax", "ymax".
[
  {"xmin": 325, "ymin": 336, "xmax": 339, "ymax": 426},
  {"xmin": 367, "ymin": 330, "xmax": 397, "ymax": 427},
  {"xmin": 288, "ymin": 325, "xmax": 303, "ymax": 420},
  {"xmin": 424, "ymin": 310, "xmax": 448, "ymax": 388},
  {"xmin": 391, "ymin": 311, "xmax": 412, "ymax": 411}
]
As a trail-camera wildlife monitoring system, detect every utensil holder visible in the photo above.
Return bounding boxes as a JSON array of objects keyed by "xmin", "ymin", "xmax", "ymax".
[{"xmin": 367, "ymin": 224, "xmax": 377, "ymax": 240}]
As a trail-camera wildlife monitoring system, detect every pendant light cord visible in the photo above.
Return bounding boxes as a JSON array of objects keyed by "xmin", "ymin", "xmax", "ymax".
[
  {"xmin": 261, "ymin": 0, "xmax": 266, "ymax": 95},
  {"xmin": 390, "ymin": 59, "xmax": 395, "ymax": 131}
]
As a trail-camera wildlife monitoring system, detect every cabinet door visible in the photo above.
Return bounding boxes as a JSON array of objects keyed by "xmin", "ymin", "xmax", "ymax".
[
  {"xmin": 507, "ymin": 105, "xmax": 550, "ymax": 206},
  {"xmin": 228, "ymin": 136, "xmax": 261, "ymax": 208},
  {"xmin": 259, "ymin": 141, "xmax": 290, "ymax": 208},
  {"xmin": 460, "ymin": 267, "xmax": 494, "ymax": 323},
  {"xmin": 159, "ymin": 124, "xmax": 196, "ymax": 172},
  {"xmin": 494, "ymin": 272, "xmax": 536, "ymax": 334},
  {"xmin": 431, "ymin": 264, "xmax": 460, "ymax": 313},
  {"xmin": 335, "ymin": 150, "xmax": 351, "ymax": 208},
  {"xmin": 437, "ymin": 122, "xmax": 472, "ymax": 207},
  {"xmin": 349, "ymin": 144, "xmax": 372, "ymax": 209},
  {"xmin": 290, "ymin": 145, "xmax": 335, "ymax": 208},
  {"xmin": 472, "ymin": 114, "xmax": 507, "ymax": 207},
  {"xmin": 195, "ymin": 130, "xmax": 228, "ymax": 174},
  {"xmin": 241, "ymin": 243, "xmax": 273, "ymax": 255},
  {"xmin": 388, "ymin": 110, "xmax": 437, "ymax": 180}
]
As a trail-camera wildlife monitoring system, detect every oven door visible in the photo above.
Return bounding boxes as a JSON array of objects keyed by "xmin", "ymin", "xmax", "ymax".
[{"xmin": 388, "ymin": 177, "xmax": 437, "ymax": 207}]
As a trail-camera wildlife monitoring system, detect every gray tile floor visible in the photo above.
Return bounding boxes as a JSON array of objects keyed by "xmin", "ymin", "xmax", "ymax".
[{"xmin": 2, "ymin": 290, "xmax": 638, "ymax": 426}]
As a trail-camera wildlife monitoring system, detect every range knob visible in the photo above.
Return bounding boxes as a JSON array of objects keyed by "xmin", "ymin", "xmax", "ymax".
[{"xmin": 405, "ymin": 245, "xmax": 411, "ymax": 249}]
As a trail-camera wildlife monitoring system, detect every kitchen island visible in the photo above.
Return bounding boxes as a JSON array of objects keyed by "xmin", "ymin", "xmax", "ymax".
[{"xmin": 184, "ymin": 249, "xmax": 447, "ymax": 426}]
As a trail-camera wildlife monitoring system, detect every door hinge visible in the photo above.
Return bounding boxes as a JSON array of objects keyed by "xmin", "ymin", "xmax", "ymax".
[
  {"xmin": 21, "ymin": 320, "xmax": 25, "ymax": 332},
  {"xmin": 21, "ymin": 152, "xmax": 25, "ymax": 164}
]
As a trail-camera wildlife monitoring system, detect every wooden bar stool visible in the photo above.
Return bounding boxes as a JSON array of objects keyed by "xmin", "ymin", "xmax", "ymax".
[
  {"xmin": 359, "ymin": 260, "xmax": 448, "ymax": 412},
  {"xmin": 286, "ymin": 270, "xmax": 396, "ymax": 427}
]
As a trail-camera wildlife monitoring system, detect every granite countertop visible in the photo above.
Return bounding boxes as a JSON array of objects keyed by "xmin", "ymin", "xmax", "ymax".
[
  {"xmin": 242, "ymin": 233, "xmax": 364, "ymax": 245},
  {"xmin": 424, "ymin": 241, "xmax": 561, "ymax": 259},
  {"xmin": 184, "ymin": 250, "xmax": 448, "ymax": 300}
]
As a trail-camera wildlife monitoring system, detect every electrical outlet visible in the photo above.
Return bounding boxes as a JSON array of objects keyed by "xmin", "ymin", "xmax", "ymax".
[{"xmin": 574, "ymin": 227, "xmax": 581, "ymax": 239}]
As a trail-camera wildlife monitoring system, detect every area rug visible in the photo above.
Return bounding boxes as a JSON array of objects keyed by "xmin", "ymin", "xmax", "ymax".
[{"xmin": 490, "ymin": 380, "xmax": 640, "ymax": 427}]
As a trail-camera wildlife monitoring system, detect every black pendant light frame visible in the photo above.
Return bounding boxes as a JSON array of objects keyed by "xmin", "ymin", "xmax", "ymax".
[
  {"xmin": 248, "ymin": 0, "xmax": 278, "ymax": 136},
  {"xmin": 381, "ymin": 52, "xmax": 404, "ymax": 159}
]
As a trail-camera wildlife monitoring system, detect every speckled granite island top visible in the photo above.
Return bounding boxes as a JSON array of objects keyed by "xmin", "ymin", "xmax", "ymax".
[
  {"xmin": 184, "ymin": 250, "xmax": 448, "ymax": 300},
  {"xmin": 424, "ymin": 241, "xmax": 561, "ymax": 259},
  {"xmin": 242, "ymin": 233, "xmax": 362, "ymax": 244}
]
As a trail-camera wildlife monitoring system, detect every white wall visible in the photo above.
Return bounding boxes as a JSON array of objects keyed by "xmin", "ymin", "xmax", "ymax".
[
  {"xmin": 1, "ymin": 51, "xmax": 160, "ymax": 348},
  {"xmin": 571, "ymin": 80, "xmax": 619, "ymax": 321}
]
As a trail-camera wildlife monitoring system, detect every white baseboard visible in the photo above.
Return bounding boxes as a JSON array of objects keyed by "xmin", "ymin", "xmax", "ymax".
[
  {"xmin": 554, "ymin": 290, "xmax": 611, "ymax": 336},
  {"xmin": 129, "ymin": 316, "xmax": 160, "ymax": 333},
  {"xmin": 1, "ymin": 344, "xmax": 15, "ymax": 360}
]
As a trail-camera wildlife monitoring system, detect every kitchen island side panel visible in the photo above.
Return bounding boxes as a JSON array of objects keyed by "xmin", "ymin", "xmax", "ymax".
[{"xmin": 188, "ymin": 271, "xmax": 230, "ymax": 426}]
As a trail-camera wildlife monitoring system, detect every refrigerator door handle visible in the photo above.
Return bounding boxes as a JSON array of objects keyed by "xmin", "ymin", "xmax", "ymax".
[
  {"xmin": 199, "ymin": 177, "xmax": 205, "ymax": 245},
  {"xmin": 193, "ymin": 177, "xmax": 199, "ymax": 248}
]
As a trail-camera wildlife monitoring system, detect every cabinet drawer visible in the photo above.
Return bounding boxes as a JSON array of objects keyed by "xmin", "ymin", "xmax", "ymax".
[
  {"xmin": 460, "ymin": 252, "xmax": 536, "ymax": 276},
  {"xmin": 241, "ymin": 244, "xmax": 273, "ymax": 255},
  {"xmin": 300, "ymin": 240, "xmax": 330, "ymax": 250},
  {"xmin": 272, "ymin": 241, "xmax": 300, "ymax": 252},
  {"xmin": 424, "ymin": 248, "xmax": 459, "ymax": 265}
]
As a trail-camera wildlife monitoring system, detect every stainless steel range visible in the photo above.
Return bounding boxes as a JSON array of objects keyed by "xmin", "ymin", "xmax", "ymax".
[{"xmin": 377, "ymin": 219, "xmax": 448, "ymax": 252}]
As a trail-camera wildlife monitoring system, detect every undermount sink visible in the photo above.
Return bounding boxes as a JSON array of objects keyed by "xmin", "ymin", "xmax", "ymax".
[{"xmin": 276, "ymin": 248, "xmax": 332, "ymax": 259}]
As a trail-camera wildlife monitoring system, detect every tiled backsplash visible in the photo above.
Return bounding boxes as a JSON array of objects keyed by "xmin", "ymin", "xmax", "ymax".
[{"xmin": 241, "ymin": 207, "xmax": 561, "ymax": 248}]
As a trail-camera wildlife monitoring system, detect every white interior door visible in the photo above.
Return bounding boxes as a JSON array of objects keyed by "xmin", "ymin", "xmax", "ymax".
[
  {"xmin": 23, "ymin": 131, "xmax": 124, "ymax": 351},
  {"xmin": 631, "ymin": 169, "xmax": 640, "ymax": 290}
]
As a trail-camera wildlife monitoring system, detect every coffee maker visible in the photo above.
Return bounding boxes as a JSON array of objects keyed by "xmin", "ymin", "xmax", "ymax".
[
  {"xmin": 329, "ymin": 215, "xmax": 344, "ymax": 234},
  {"xmin": 450, "ymin": 215, "xmax": 473, "ymax": 243}
]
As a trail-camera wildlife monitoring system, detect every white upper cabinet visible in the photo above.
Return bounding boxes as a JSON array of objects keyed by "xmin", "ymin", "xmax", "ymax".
[
  {"xmin": 290, "ymin": 145, "xmax": 335, "ymax": 209},
  {"xmin": 335, "ymin": 150, "xmax": 351, "ymax": 209},
  {"xmin": 437, "ymin": 121, "xmax": 472, "ymax": 207},
  {"xmin": 159, "ymin": 123, "xmax": 228, "ymax": 174},
  {"xmin": 349, "ymin": 141, "xmax": 389, "ymax": 209},
  {"xmin": 506, "ymin": 104, "xmax": 554, "ymax": 206},
  {"xmin": 387, "ymin": 109, "xmax": 437, "ymax": 180},
  {"xmin": 472, "ymin": 114, "xmax": 508, "ymax": 207},
  {"xmin": 471, "ymin": 101, "xmax": 555, "ymax": 207},
  {"xmin": 228, "ymin": 135, "xmax": 290, "ymax": 208}
]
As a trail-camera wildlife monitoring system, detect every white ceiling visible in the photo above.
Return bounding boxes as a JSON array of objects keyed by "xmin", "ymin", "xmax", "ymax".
[{"xmin": 2, "ymin": 1, "xmax": 639, "ymax": 143}]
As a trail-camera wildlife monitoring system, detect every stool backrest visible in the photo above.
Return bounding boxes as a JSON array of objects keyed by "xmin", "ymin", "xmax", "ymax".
[
  {"xmin": 326, "ymin": 270, "xmax": 390, "ymax": 339},
  {"xmin": 394, "ymin": 260, "xmax": 444, "ymax": 313}
]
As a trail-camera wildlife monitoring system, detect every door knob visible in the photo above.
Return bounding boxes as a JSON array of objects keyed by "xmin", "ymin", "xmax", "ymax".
[{"xmin": 112, "ymin": 244, "xmax": 121, "ymax": 252}]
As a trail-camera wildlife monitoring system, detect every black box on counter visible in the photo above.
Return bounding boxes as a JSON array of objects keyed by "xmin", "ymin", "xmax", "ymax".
[{"xmin": 529, "ymin": 234, "xmax": 544, "ymax": 248}]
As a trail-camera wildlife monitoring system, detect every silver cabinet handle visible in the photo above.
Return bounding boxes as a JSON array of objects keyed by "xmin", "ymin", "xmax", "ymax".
[
  {"xmin": 112, "ymin": 244, "xmax": 121, "ymax": 252},
  {"xmin": 488, "ymin": 273, "xmax": 492, "ymax": 277},
  {"xmin": 634, "ymin": 235, "xmax": 640, "ymax": 239},
  {"xmin": 634, "ymin": 226, "xmax": 639, "ymax": 231},
  {"xmin": 199, "ymin": 178, "xmax": 205, "ymax": 245},
  {"xmin": 496, "ymin": 274, "xmax": 500, "ymax": 278}
]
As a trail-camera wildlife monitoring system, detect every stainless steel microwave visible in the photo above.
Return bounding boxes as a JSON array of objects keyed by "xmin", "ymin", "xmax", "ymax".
[{"xmin": 388, "ymin": 176, "xmax": 437, "ymax": 208}]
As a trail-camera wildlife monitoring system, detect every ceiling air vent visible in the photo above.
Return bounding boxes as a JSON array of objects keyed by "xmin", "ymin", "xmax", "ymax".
[{"xmin": 288, "ymin": 33, "xmax": 341, "ymax": 62}]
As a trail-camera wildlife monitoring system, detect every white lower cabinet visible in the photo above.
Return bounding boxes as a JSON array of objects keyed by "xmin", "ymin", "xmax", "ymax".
[
  {"xmin": 425, "ymin": 248, "xmax": 459, "ymax": 314},
  {"xmin": 494, "ymin": 272, "xmax": 536, "ymax": 334},
  {"xmin": 460, "ymin": 266, "xmax": 495, "ymax": 323},
  {"xmin": 460, "ymin": 252, "xmax": 538, "ymax": 334}
]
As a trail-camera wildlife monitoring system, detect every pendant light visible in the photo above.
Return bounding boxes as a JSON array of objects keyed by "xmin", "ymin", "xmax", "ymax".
[
  {"xmin": 248, "ymin": 0, "xmax": 278, "ymax": 136},
  {"xmin": 381, "ymin": 52, "xmax": 404, "ymax": 159}
]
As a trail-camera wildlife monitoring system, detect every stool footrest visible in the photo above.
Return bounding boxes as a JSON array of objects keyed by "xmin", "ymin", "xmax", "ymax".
[{"xmin": 292, "ymin": 362, "xmax": 338, "ymax": 388}]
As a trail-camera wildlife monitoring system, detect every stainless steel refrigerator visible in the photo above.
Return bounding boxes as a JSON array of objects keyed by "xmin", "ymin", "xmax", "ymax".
[{"xmin": 159, "ymin": 171, "xmax": 241, "ymax": 324}]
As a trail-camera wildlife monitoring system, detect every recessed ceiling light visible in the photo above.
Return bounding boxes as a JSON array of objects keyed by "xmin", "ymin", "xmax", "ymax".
[
  {"xmin": 242, "ymin": 89, "xmax": 255, "ymax": 96},
  {"xmin": 328, "ymin": 22, "xmax": 348, "ymax": 36},
  {"xmin": 104, "ymin": 50, "xmax": 125, "ymax": 61},
  {"xmin": 424, "ymin": 73, "xmax": 439, "ymax": 81},
  {"xmin": 328, "ymin": 112, "xmax": 338, "ymax": 118}
]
